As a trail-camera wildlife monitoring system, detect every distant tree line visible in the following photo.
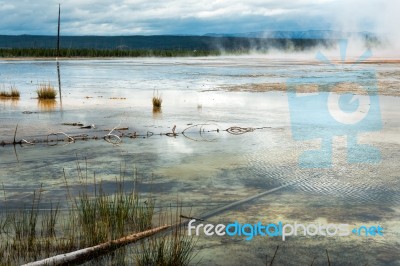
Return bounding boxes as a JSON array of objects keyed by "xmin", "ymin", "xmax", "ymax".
[
  {"xmin": 0, "ymin": 35, "xmax": 346, "ymax": 58},
  {"xmin": 0, "ymin": 48, "xmax": 223, "ymax": 57}
]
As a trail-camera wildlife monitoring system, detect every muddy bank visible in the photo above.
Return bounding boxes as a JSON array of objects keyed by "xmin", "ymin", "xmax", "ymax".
[{"xmin": 220, "ymin": 78, "xmax": 399, "ymax": 96}]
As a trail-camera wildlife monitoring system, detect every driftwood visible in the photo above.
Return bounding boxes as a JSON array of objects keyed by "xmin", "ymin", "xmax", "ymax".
[
  {"xmin": 22, "ymin": 224, "xmax": 170, "ymax": 266},
  {"xmin": 0, "ymin": 124, "xmax": 275, "ymax": 147}
]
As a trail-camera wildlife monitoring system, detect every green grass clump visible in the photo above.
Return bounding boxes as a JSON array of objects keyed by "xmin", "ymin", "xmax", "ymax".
[
  {"xmin": 36, "ymin": 83, "xmax": 57, "ymax": 99},
  {"xmin": 135, "ymin": 224, "xmax": 197, "ymax": 266},
  {"xmin": 152, "ymin": 91, "xmax": 162, "ymax": 109},
  {"xmin": 75, "ymin": 182, "xmax": 154, "ymax": 247},
  {"xmin": 0, "ymin": 85, "xmax": 20, "ymax": 98}
]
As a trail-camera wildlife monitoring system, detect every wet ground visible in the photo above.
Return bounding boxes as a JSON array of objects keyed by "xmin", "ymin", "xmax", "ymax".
[{"xmin": 0, "ymin": 56, "xmax": 399, "ymax": 265}]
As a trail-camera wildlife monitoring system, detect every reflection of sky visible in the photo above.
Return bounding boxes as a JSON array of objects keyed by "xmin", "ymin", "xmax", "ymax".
[{"xmin": 0, "ymin": 57, "xmax": 399, "ymax": 138}]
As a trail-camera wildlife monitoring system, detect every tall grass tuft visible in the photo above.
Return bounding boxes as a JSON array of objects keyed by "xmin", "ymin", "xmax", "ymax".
[
  {"xmin": 74, "ymin": 180, "xmax": 154, "ymax": 247},
  {"xmin": 37, "ymin": 83, "xmax": 57, "ymax": 99},
  {"xmin": 0, "ymin": 85, "xmax": 20, "ymax": 98},
  {"xmin": 135, "ymin": 208, "xmax": 198, "ymax": 266},
  {"xmin": 152, "ymin": 91, "xmax": 162, "ymax": 109}
]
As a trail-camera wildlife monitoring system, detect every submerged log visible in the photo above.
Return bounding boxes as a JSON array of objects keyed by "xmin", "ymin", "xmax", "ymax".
[{"xmin": 22, "ymin": 224, "xmax": 170, "ymax": 266}]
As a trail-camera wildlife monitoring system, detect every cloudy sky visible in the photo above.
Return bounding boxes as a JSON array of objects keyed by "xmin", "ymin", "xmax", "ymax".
[{"xmin": 0, "ymin": 0, "xmax": 397, "ymax": 36}]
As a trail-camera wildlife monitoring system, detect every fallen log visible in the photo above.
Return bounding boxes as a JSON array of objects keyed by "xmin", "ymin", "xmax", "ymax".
[{"xmin": 22, "ymin": 224, "xmax": 170, "ymax": 266}]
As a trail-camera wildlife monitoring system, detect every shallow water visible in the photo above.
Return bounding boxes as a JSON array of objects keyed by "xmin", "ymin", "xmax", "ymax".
[{"xmin": 0, "ymin": 57, "xmax": 399, "ymax": 265}]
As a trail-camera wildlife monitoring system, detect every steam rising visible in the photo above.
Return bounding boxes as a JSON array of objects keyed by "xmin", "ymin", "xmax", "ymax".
[{"xmin": 331, "ymin": 0, "xmax": 400, "ymax": 58}]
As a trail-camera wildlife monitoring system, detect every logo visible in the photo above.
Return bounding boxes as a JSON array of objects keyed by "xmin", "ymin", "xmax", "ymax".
[
  {"xmin": 287, "ymin": 40, "xmax": 382, "ymax": 168},
  {"xmin": 187, "ymin": 219, "xmax": 384, "ymax": 241}
]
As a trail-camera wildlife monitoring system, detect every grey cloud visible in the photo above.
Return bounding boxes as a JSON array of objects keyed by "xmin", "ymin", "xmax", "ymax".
[{"xmin": 0, "ymin": 0, "xmax": 397, "ymax": 37}]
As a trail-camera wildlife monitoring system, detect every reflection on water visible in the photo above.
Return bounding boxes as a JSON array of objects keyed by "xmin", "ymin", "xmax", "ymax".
[
  {"xmin": 56, "ymin": 61, "xmax": 63, "ymax": 108},
  {"xmin": 0, "ymin": 57, "xmax": 399, "ymax": 265},
  {"xmin": 38, "ymin": 99, "xmax": 57, "ymax": 111},
  {"xmin": 0, "ymin": 98, "xmax": 19, "ymax": 108},
  {"xmin": 152, "ymin": 107, "xmax": 162, "ymax": 119}
]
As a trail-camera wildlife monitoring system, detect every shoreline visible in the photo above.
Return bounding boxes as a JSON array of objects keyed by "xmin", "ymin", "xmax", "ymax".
[{"xmin": 1, "ymin": 56, "xmax": 400, "ymax": 64}]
